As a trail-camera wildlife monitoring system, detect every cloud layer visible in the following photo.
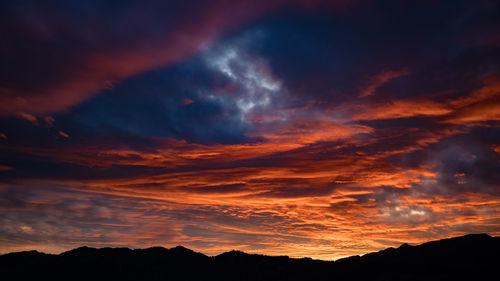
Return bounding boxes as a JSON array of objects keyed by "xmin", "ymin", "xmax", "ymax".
[{"xmin": 0, "ymin": 0, "xmax": 499, "ymax": 259}]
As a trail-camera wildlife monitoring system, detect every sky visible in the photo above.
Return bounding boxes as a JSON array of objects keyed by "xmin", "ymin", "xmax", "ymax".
[{"xmin": 0, "ymin": 0, "xmax": 499, "ymax": 260}]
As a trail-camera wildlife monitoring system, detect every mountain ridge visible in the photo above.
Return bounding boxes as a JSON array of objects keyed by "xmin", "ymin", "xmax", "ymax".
[
  {"xmin": 4, "ymin": 233, "xmax": 494, "ymax": 260},
  {"xmin": 1, "ymin": 233, "xmax": 498, "ymax": 280}
]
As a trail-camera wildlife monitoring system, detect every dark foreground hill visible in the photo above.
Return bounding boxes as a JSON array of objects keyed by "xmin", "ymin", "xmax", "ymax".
[{"xmin": 1, "ymin": 234, "xmax": 498, "ymax": 281}]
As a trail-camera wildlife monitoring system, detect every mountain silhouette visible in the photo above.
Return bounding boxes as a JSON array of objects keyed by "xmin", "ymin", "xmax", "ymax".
[{"xmin": 1, "ymin": 233, "xmax": 498, "ymax": 280}]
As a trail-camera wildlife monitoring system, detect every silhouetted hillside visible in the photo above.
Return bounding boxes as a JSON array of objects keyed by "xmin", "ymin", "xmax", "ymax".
[{"xmin": 1, "ymin": 234, "xmax": 498, "ymax": 280}]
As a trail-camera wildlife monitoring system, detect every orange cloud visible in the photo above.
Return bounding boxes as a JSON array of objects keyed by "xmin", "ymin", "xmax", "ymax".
[
  {"xmin": 358, "ymin": 69, "xmax": 410, "ymax": 97},
  {"xmin": 352, "ymin": 99, "xmax": 451, "ymax": 120},
  {"xmin": 58, "ymin": 131, "xmax": 70, "ymax": 139}
]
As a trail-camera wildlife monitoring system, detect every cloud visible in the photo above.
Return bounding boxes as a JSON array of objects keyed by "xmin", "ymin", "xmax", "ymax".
[
  {"xmin": 203, "ymin": 41, "xmax": 283, "ymax": 121},
  {"xmin": 58, "ymin": 131, "xmax": 70, "ymax": 139},
  {"xmin": 43, "ymin": 116, "xmax": 55, "ymax": 127},
  {"xmin": 0, "ymin": 0, "xmax": 281, "ymax": 117},
  {"xmin": 0, "ymin": 0, "xmax": 353, "ymax": 118},
  {"xmin": 18, "ymin": 112, "xmax": 38, "ymax": 125},
  {"xmin": 0, "ymin": 0, "xmax": 499, "ymax": 259},
  {"xmin": 358, "ymin": 69, "xmax": 410, "ymax": 97},
  {"xmin": 350, "ymin": 99, "xmax": 452, "ymax": 121}
]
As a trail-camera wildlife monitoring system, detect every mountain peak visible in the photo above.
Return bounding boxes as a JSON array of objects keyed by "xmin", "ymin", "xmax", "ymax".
[
  {"xmin": 172, "ymin": 245, "xmax": 191, "ymax": 251},
  {"xmin": 398, "ymin": 243, "xmax": 412, "ymax": 249}
]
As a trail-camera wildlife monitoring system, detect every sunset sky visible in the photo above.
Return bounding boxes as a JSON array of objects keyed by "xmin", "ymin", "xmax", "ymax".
[{"xmin": 1, "ymin": 0, "xmax": 499, "ymax": 260}]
